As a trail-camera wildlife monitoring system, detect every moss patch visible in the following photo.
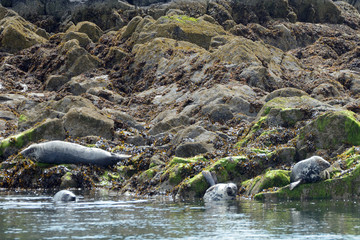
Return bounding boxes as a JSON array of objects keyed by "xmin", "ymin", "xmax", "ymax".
[{"xmin": 162, "ymin": 15, "xmax": 199, "ymax": 23}]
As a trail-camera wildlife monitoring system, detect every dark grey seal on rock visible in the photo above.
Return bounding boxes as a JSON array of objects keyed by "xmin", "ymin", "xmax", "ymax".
[
  {"xmin": 202, "ymin": 170, "xmax": 238, "ymax": 201},
  {"xmin": 53, "ymin": 190, "xmax": 76, "ymax": 202},
  {"xmin": 289, "ymin": 156, "xmax": 331, "ymax": 190},
  {"xmin": 21, "ymin": 140, "xmax": 131, "ymax": 167}
]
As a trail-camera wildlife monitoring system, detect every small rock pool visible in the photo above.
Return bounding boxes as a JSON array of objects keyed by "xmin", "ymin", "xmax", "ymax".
[{"xmin": 1, "ymin": 190, "xmax": 360, "ymax": 239}]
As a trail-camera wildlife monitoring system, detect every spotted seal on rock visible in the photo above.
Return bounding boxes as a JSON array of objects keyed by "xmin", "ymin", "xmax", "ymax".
[
  {"xmin": 21, "ymin": 140, "xmax": 131, "ymax": 167},
  {"xmin": 289, "ymin": 156, "xmax": 331, "ymax": 190},
  {"xmin": 202, "ymin": 170, "xmax": 238, "ymax": 201},
  {"xmin": 53, "ymin": 190, "xmax": 76, "ymax": 202}
]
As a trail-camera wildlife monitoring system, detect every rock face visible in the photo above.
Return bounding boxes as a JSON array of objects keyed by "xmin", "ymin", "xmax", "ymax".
[
  {"xmin": 0, "ymin": 0, "xmax": 360, "ymax": 201},
  {"xmin": 0, "ymin": 5, "xmax": 47, "ymax": 53}
]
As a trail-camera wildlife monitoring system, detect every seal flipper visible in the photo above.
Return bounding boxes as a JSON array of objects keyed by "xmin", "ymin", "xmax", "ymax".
[
  {"xmin": 202, "ymin": 170, "xmax": 216, "ymax": 186},
  {"xmin": 289, "ymin": 180, "xmax": 302, "ymax": 190},
  {"xmin": 211, "ymin": 171, "xmax": 218, "ymax": 184}
]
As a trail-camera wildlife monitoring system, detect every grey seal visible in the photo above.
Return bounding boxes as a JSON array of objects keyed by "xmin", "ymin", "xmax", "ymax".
[
  {"xmin": 21, "ymin": 140, "xmax": 131, "ymax": 167},
  {"xmin": 53, "ymin": 190, "xmax": 76, "ymax": 202},
  {"xmin": 289, "ymin": 156, "xmax": 330, "ymax": 190},
  {"xmin": 202, "ymin": 170, "xmax": 238, "ymax": 201}
]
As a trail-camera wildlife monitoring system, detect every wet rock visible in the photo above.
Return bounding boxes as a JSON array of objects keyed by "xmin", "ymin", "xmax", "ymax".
[
  {"xmin": 241, "ymin": 170, "xmax": 290, "ymax": 197},
  {"xmin": 63, "ymin": 107, "xmax": 114, "ymax": 139},
  {"xmin": 60, "ymin": 172, "xmax": 78, "ymax": 189},
  {"xmin": 176, "ymin": 156, "xmax": 246, "ymax": 199}
]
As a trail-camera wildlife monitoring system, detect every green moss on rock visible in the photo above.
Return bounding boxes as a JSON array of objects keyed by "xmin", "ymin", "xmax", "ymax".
[
  {"xmin": 242, "ymin": 170, "xmax": 290, "ymax": 197},
  {"xmin": 298, "ymin": 110, "xmax": 360, "ymax": 152}
]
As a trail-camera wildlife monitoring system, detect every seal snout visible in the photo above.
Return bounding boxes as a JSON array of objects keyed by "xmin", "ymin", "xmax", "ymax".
[
  {"xmin": 226, "ymin": 184, "xmax": 238, "ymax": 197},
  {"xmin": 53, "ymin": 190, "xmax": 77, "ymax": 202}
]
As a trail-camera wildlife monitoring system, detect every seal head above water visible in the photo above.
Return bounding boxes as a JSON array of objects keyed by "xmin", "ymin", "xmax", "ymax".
[
  {"xmin": 53, "ymin": 190, "xmax": 76, "ymax": 202},
  {"xmin": 202, "ymin": 170, "xmax": 238, "ymax": 201},
  {"xmin": 21, "ymin": 140, "xmax": 131, "ymax": 167},
  {"xmin": 289, "ymin": 156, "xmax": 330, "ymax": 190}
]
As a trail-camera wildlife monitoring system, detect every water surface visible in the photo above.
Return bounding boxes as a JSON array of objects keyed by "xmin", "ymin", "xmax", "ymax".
[{"xmin": 1, "ymin": 190, "xmax": 360, "ymax": 239}]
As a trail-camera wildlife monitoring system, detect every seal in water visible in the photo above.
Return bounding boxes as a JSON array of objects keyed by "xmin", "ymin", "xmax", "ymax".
[
  {"xmin": 21, "ymin": 140, "xmax": 131, "ymax": 167},
  {"xmin": 289, "ymin": 156, "xmax": 330, "ymax": 190},
  {"xmin": 202, "ymin": 170, "xmax": 238, "ymax": 201},
  {"xmin": 53, "ymin": 190, "xmax": 76, "ymax": 202}
]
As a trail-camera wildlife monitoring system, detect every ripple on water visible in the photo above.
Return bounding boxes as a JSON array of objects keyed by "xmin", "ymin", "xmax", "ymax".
[{"xmin": 1, "ymin": 193, "xmax": 360, "ymax": 239}]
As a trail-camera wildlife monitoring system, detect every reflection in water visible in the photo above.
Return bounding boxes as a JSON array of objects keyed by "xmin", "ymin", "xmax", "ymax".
[{"xmin": 0, "ymin": 191, "xmax": 360, "ymax": 239}]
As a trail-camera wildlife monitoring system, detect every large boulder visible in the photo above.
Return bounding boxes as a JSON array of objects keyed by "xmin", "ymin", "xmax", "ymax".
[
  {"xmin": 58, "ymin": 39, "xmax": 102, "ymax": 77},
  {"xmin": 134, "ymin": 14, "xmax": 227, "ymax": 49},
  {"xmin": 62, "ymin": 107, "xmax": 114, "ymax": 139},
  {"xmin": 289, "ymin": 0, "xmax": 344, "ymax": 23},
  {"xmin": 297, "ymin": 111, "xmax": 360, "ymax": 157},
  {"xmin": 230, "ymin": 0, "xmax": 296, "ymax": 24},
  {"xmin": 66, "ymin": 21, "xmax": 104, "ymax": 42},
  {"xmin": 0, "ymin": 6, "xmax": 48, "ymax": 53}
]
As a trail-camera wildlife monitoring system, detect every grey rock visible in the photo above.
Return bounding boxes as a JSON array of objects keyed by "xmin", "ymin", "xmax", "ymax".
[
  {"xmin": 265, "ymin": 88, "xmax": 309, "ymax": 102},
  {"xmin": 45, "ymin": 75, "xmax": 70, "ymax": 91},
  {"xmin": 175, "ymin": 142, "xmax": 211, "ymax": 158},
  {"xmin": 63, "ymin": 107, "xmax": 114, "ymax": 139}
]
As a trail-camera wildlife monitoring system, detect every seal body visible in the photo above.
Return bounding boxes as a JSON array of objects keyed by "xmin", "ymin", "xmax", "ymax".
[
  {"xmin": 53, "ymin": 190, "xmax": 76, "ymax": 202},
  {"xmin": 289, "ymin": 156, "xmax": 330, "ymax": 190},
  {"xmin": 21, "ymin": 140, "xmax": 131, "ymax": 167},
  {"xmin": 202, "ymin": 171, "xmax": 237, "ymax": 201}
]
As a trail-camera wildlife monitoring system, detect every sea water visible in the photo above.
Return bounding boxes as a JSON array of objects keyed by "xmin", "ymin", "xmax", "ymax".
[{"xmin": 1, "ymin": 190, "xmax": 360, "ymax": 240}]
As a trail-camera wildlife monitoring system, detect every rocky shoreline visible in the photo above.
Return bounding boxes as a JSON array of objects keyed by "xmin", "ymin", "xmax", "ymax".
[{"xmin": 1, "ymin": 0, "xmax": 360, "ymax": 201}]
